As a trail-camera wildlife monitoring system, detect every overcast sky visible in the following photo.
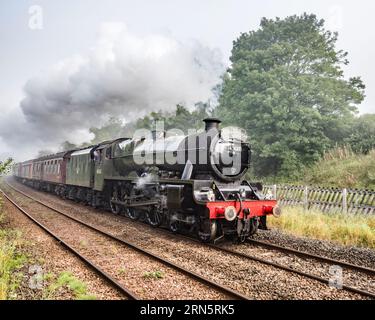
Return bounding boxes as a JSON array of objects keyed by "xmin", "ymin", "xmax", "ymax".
[{"xmin": 1, "ymin": 0, "xmax": 374, "ymax": 161}]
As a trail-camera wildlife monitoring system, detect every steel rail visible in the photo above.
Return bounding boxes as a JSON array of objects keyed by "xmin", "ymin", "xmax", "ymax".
[
  {"xmin": 207, "ymin": 243, "xmax": 375, "ymax": 299},
  {"xmin": 163, "ymin": 233, "xmax": 375, "ymax": 299},
  {"xmin": 245, "ymin": 238, "xmax": 375, "ymax": 276},
  {"xmin": 3, "ymin": 182, "xmax": 250, "ymax": 300},
  {"xmin": 0, "ymin": 188, "xmax": 139, "ymax": 300}
]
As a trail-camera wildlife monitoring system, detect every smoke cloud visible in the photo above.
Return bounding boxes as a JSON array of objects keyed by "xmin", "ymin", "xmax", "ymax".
[{"xmin": 0, "ymin": 22, "xmax": 224, "ymax": 160}]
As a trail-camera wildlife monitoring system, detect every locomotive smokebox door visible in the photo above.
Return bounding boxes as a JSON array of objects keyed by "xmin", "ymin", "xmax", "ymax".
[{"xmin": 167, "ymin": 185, "xmax": 184, "ymax": 209}]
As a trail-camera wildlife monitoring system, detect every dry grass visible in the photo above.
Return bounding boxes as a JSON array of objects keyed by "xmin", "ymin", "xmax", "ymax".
[{"xmin": 268, "ymin": 206, "xmax": 375, "ymax": 249}]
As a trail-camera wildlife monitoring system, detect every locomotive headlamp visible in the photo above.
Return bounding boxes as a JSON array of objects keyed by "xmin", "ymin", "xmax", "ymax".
[
  {"xmin": 272, "ymin": 205, "xmax": 282, "ymax": 218},
  {"xmin": 224, "ymin": 206, "xmax": 238, "ymax": 222}
]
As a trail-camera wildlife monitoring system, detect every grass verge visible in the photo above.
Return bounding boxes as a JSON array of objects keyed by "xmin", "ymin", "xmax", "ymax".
[
  {"xmin": 0, "ymin": 197, "xmax": 28, "ymax": 300},
  {"xmin": 268, "ymin": 206, "xmax": 375, "ymax": 249},
  {"xmin": 0, "ymin": 195, "xmax": 96, "ymax": 300},
  {"xmin": 43, "ymin": 271, "xmax": 96, "ymax": 300}
]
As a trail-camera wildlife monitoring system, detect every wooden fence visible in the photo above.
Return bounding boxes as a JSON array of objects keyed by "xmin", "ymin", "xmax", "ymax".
[{"xmin": 263, "ymin": 185, "xmax": 375, "ymax": 215}]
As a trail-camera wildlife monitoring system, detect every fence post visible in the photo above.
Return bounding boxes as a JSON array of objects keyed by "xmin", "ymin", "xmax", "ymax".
[
  {"xmin": 342, "ymin": 188, "xmax": 348, "ymax": 213},
  {"xmin": 272, "ymin": 185, "xmax": 277, "ymax": 200},
  {"xmin": 304, "ymin": 186, "xmax": 309, "ymax": 210}
]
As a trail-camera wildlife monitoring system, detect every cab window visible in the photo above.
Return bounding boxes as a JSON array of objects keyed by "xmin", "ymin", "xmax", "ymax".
[{"xmin": 113, "ymin": 140, "xmax": 132, "ymax": 158}]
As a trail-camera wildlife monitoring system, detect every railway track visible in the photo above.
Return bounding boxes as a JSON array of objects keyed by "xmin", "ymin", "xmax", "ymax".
[
  {"xmin": 0, "ymin": 183, "xmax": 250, "ymax": 300},
  {"xmin": 245, "ymin": 238, "xmax": 375, "ymax": 276},
  {"xmin": 4, "ymin": 180, "xmax": 375, "ymax": 299},
  {"xmin": 208, "ymin": 242, "xmax": 375, "ymax": 299},
  {"xmin": 0, "ymin": 188, "xmax": 139, "ymax": 300},
  {"xmin": 168, "ymin": 234, "xmax": 375, "ymax": 299}
]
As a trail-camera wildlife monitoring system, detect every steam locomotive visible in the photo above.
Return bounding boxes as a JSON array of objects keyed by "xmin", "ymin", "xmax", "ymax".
[{"xmin": 13, "ymin": 118, "xmax": 280, "ymax": 243}]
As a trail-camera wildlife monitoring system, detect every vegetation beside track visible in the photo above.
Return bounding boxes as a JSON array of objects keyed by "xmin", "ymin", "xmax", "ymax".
[
  {"xmin": 0, "ymin": 193, "xmax": 96, "ymax": 300},
  {"xmin": 0, "ymin": 196, "xmax": 28, "ymax": 299},
  {"xmin": 43, "ymin": 271, "xmax": 96, "ymax": 300},
  {"xmin": 268, "ymin": 206, "xmax": 375, "ymax": 249},
  {"xmin": 303, "ymin": 147, "xmax": 375, "ymax": 189}
]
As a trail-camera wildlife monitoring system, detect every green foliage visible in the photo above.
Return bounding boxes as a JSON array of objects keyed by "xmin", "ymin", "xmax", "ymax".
[
  {"xmin": 135, "ymin": 103, "xmax": 211, "ymax": 132},
  {"xmin": 0, "ymin": 229, "xmax": 28, "ymax": 300},
  {"xmin": 304, "ymin": 146, "xmax": 375, "ymax": 189},
  {"xmin": 216, "ymin": 13, "xmax": 365, "ymax": 179},
  {"xmin": 0, "ymin": 158, "xmax": 13, "ymax": 176},
  {"xmin": 344, "ymin": 114, "xmax": 375, "ymax": 154},
  {"xmin": 143, "ymin": 270, "xmax": 164, "ymax": 279},
  {"xmin": 45, "ymin": 271, "xmax": 96, "ymax": 300}
]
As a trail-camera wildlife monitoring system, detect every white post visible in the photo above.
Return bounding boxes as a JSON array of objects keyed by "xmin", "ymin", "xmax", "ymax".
[
  {"xmin": 304, "ymin": 186, "xmax": 309, "ymax": 210},
  {"xmin": 342, "ymin": 188, "xmax": 348, "ymax": 213},
  {"xmin": 272, "ymin": 184, "xmax": 277, "ymax": 200}
]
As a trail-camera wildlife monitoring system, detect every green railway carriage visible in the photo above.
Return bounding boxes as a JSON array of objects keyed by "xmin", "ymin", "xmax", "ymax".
[
  {"xmin": 66, "ymin": 148, "xmax": 95, "ymax": 188},
  {"xmin": 64, "ymin": 138, "xmax": 131, "ymax": 195}
]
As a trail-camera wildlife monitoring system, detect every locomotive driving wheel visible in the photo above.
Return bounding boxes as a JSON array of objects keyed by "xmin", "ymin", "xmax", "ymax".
[
  {"xmin": 109, "ymin": 185, "xmax": 122, "ymax": 215},
  {"xmin": 168, "ymin": 214, "xmax": 180, "ymax": 233},
  {"xmin": 146, "ymin": 206, "xmax": 164, "ymax": 227},
  {"xmin": 125, "ymin": 207, "xmax": 140, "ymax": 220},
  {"xmin": 198, "ymin": 219, "xmax": 218, "ymax": 242},
  {"xmin": 125, "ymin": 186, "xmax": 141, "ymax": 220}
]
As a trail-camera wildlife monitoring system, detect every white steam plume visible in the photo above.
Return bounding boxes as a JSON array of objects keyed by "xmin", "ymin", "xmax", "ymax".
[{"xmin": 0, "ymin": 22, "xmax": 224, "ymax": 161}]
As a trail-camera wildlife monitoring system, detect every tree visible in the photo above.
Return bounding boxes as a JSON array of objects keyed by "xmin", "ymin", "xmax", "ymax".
[
  {"xmin": 344, "ymin": 114, "xmax": 375, "ymax": 154},
  {"xmin": 216, "ymin": 13, "xmax": 365, "ymax": 179},
  {"xmin": 0, "ymin": 158, "xmax": 13, "ymax": 176}
]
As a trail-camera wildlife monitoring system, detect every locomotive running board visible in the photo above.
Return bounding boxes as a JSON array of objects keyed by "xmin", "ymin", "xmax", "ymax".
[{"xmin": 110, "ymin": 199, "xmax": 159, "ymax": 208}]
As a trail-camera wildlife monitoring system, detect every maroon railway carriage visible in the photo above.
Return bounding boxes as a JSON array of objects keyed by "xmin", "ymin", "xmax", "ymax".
[
  {"xmin": 19, "ymin": 160, "xmax": 33, "ymax": 180},
  {"xmin": 16, "ymin": 152, "xmax": 72, "ymax": 192}
]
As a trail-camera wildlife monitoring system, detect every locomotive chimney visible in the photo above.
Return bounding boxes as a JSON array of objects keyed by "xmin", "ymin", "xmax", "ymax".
[{"xmin": 203, "ymin": 118, "xmax": 221, "ymax": 132}]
